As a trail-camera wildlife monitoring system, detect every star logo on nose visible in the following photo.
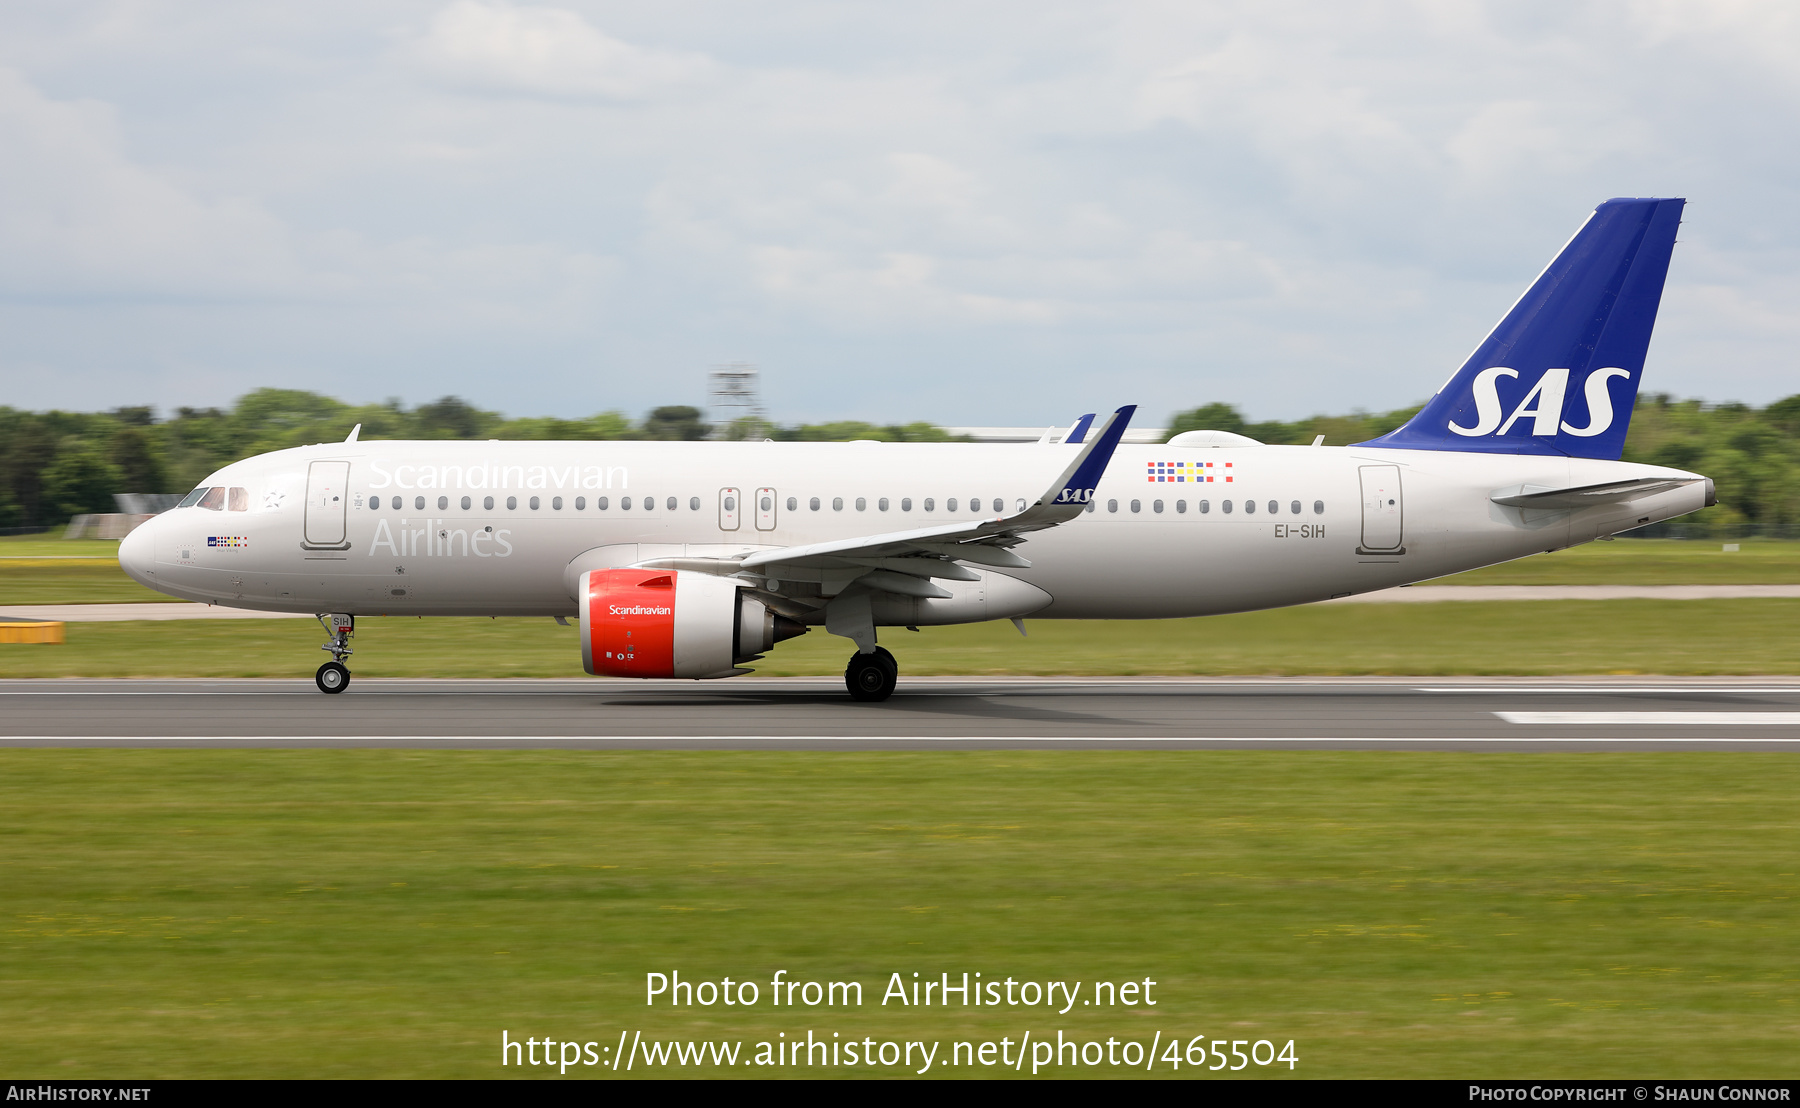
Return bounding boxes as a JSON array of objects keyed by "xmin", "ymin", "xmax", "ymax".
[{"xmin": 262, "ymin": 491, "xmax": 287, "ymax": 509}]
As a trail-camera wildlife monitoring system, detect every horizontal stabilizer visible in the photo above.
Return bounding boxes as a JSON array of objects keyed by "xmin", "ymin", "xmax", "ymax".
[{"xmin": 1490, "ymin": 477, "xmax": 1700, "ymax": 509}]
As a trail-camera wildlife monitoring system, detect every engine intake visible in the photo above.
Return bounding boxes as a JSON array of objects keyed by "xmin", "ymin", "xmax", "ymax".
[{"xmin": 579, "ymin": 568, "xmax": 804, "ymax": 679}]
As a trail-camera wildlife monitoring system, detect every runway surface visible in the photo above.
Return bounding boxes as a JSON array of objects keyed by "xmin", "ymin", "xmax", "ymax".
[{"xmin": 7, "ymin": 676, "xmax": 1800, "ymax": 750}]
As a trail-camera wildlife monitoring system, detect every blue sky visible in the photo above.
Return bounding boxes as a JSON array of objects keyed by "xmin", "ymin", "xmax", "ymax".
[{"xmin": 2, "ymin": 1, "xmax": 1796, "ymax": 426}]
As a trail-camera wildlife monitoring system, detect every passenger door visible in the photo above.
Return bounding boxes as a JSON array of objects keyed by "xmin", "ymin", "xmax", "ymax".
[
  {"xmin": 303, "ymin": 461, "xmax": 351, "ymax": 549},
  {"xmin": 1358, "ymin": 465, "xmax": 1404, "ymax": 552}
]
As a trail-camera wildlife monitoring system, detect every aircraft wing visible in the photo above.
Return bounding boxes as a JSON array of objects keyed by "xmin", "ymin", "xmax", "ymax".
[
  {"xmin": 633, "ymin": 406, "xmax": 1135, "ymax": 603},
  {"xmin": 1489, "ymin": 476, "xmax": 1701, "ymax": 509}
]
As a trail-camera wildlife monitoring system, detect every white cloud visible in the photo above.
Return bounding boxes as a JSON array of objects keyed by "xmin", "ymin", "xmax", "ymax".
[
  {"xmin": 412, "ymin": 1, "xmax": 717, "ymax": 100},
  {"xmin": 0, "ymin": 1, "xmax": 1797, "ymax": 420},
  {"xmin": 0, "ymin": 65, "xmax": 295, "ymax": 297}
]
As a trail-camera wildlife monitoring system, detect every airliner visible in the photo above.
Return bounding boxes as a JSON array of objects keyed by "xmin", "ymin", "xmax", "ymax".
[{"xmin": 119, "ymin": 197, "xmax": 1712, "ymax": 700}]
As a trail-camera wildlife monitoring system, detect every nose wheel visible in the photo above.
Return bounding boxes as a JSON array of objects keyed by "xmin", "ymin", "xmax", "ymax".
[
  {"xmin": 314, "ymin": 613, "xmax": 355, "ymax": 694},
  {"xmin": 316, "ymin": 661, "xmax": 350, "ymax": 694},
  {"xmin": 845, "ymin": 647, "xmax": 898, "ymax": 702}
]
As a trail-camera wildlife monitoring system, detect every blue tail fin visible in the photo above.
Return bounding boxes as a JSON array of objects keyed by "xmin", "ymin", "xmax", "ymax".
[{"xmin": 1357, "ymin": 197, "xmax": 1684, "ymax": 460}]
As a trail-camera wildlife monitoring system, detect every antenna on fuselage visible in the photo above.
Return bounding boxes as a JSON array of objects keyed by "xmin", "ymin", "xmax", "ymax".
[{"xmin": 345, "ymin": 424, "xmax": 361, "ymax": 443}]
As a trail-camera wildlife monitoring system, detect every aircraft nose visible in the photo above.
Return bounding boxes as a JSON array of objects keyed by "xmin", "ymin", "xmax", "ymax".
[{"xmin": 118, "ymin": 518, "xmax": 155, "ymax": 585}]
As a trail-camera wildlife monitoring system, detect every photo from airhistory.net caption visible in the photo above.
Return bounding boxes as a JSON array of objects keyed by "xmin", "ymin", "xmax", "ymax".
[{"xmin": 506, "ymin": 968, "xmax": 1293, "ymax": 1075}]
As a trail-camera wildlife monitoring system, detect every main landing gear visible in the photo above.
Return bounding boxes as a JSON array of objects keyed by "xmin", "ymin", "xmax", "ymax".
[
  {"xmin": 845, "ymin": 646, "xmax": 898, "ymax": 702},
  {"xmin": 315, "ymin": 613, "xmax": 354, "ymax": 694}
]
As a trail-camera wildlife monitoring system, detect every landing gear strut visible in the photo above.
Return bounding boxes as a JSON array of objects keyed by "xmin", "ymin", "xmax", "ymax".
[
  {"xmin": 315, "ymin": 613, "xmax": 354, "ymax": 694},
  {"xmin": 845, "ymin": 646, "xmax": 898, "ymax": 702}
]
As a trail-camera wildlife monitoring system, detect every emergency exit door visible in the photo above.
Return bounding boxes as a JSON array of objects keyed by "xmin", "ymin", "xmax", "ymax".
[
  {"xmin": 303, "ymin": 460, "xmax": 351, "ymax": 549},
  {"xmin": 755, "ymin": 487, "xmax": 777, "ymax": 531},
  {"xmin": 718, "ymin": 488, "xmax": 741, "ymax": 531},
  {"xmin": 1358, "ymin": 465, "xmax": 1404, "ymax": 553}
]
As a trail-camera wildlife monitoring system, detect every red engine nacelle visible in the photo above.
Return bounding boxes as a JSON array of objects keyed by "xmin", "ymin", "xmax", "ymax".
[{"xmin": 579, "ymin": 568, "xmax": 805, "ymax": 679}]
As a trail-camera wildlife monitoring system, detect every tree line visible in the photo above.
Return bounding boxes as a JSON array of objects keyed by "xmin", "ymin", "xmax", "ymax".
[
  {"xmin": 2, "ymin": 388, "xmax": 1793, "ymax": 538},
  {"xmin": 0, "ymin": 390, "xmax": 961, "ymax": 528}
]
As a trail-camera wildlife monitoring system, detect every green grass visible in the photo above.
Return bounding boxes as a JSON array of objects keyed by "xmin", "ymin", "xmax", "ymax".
[
  {"xmin": 0, "ymin": 560, "xmax": 172, "ymax": 604},
  {"xmin": 0, "ymin": 533, "xmax": 126, "ymax": 558},
  {"xmin": 4, "ymin": 599, "xmax": 1800, "ymax": 677},
  {"xmin": 0, "ymin": 750, "xmax": 1794, "ymax": 1078},
  {"xmin": 6, "ymin": 538, "xmax": 1800, "ymax": 608},
  {"xmin": 1429, "ymin": 537, "xmax": 1800, "ymax": 584}
]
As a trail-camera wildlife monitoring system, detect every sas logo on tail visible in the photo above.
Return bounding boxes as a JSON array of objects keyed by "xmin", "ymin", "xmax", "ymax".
[{"xmin": 1450, "ymin": 367, "xmax": 1630, "ymax": 438}]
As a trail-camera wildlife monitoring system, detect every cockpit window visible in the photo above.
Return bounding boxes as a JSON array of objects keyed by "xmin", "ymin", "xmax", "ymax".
[
  {"xmin": 197, "ymin": 487, "xmax": 227, "ymax": 511},
  {"xmin": 177, "ymin": 487, "xmax": 209, "ymax": 508},
  {"xmin": 228, "ymin": 487, "xmax": 248, "ymax": 512}
]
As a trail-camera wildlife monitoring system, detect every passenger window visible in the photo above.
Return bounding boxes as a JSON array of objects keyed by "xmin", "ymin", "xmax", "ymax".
[
  {"xmin": 574, "ymin": 496, "xmax": 585, "ymax": 510},
  {"xmin": 668, "ymin": 497, "xmax": 677, "ymax": 511},
  {"xmin": 855, "ymin": 497, "xmax": 866, "ymax": 511},
  {"xmin": 438, "ymin": 495, "xmax": 449, "ymax": 510},
  {"xmin": 1084, "ymin": 501, "xmax": 1094, "ymax": 513},
  {"xmin": 832, "ymin": 497, "xmax": 843, "ymax": 511},
  {"xmin": 1314, "ymin": 500, "xmax": 1324, "ymax": 514},
  {"xmin": 948, "ymin": 498, "xmax": 959, "ymax": 512},
  {"xmin": 178, "ymin": 487, "xmax": 209, "ymax": 508},
  {"xmin": 878, "ymin": 497, "xmax": 889, "ymax": 511},
  {"xmin": 1199, "ymin": 499, "xmax": 1210, "ymax": 514},
  {"xmin": 552, "ymin": 496, "xmax": 563, "ymax": 510},
  {"xmin": 810, "ymin": 497, "xmax": 820, "ymax": 511},
  {"xmin": 229, "ymin": 487, "xmax": 248, "ymax": 511},
  {"xmin": 1153, "ymin": 499, "xmax": 1163, "ymax": 514},
  {"xmin": 1290, "ymin": 500, "xmax": 1301, "ymax": 515},
  {"xmin": 787, "ymin": 497, "xmax": 797, "ymax": 511},
  {"xmin": 1130, "ymin": 499, "xmax": 1142, "ymax": 513},
  {"xmin": 1222, "ymin": 500, "xmax": 1233, "ymax": 514},
  {"xmin": 1016, "ymin": 498, "xmax": 1027, "ymax": 512},
  {"xmin": 642, "ymin": 497, "xmax": 653, "ymax": 512},
  {"xmin": 507, "ymin": 496, "xmax": 518, "ymax": 510},
  {"xmin": 1107, "ymin": 499, "xmax": 1117, "ymax": 513},
  {"xmin": 598, "ymin": 496, "xmax": 609, "ymax": 510},
  {"xmin": 761, "ymin": 495, "xmax": 772, "ymax": 511},
  {"xmin": 1267, "ymin": 500, "xmax": 1278, "ymax": 515},
  {"xmin": 923, "ymin": 498, "xmax": 935, "ymax": 512},
  {"xmin": 1176, "ymin": 500, "xmax": 1187, "ymax": 514},
  {"xmin": 198, "ymin": 487, "xmax": 226, "ymax": 511},
  {"xmin": 901, "ymin": 498, "xmax": 912, "ymax": 511},
  {"xmin": 484, "ymin": 496, "xmax": 495, "ymax": 510},
  {"xmin": 463, "ymin": 496, "xmax": 473, "ymax": 510},
  {"xmin": 1244, "ymin": 500, "xmax": 1255, "ymax": 514},
  {"xmin": 529, "ymin": 496, "xmax": 540, "ymax": 510}
]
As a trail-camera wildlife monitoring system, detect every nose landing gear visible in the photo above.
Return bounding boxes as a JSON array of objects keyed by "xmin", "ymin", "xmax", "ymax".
[
  {"xmin": 845, "ymin": 646, "xmax": 898, "ymax": 702},
  {"xmin": 315, "ymin": 613, "xmax": 354, "ymax": 694}
]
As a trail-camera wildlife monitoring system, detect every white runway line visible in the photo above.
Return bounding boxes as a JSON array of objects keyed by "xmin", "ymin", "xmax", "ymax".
[
  {"xmin": 8, "ymin": 735, "xmax": 1800, "ymax": 744},
  {"xmin": 1430, "ymin": 687, "xmax": 1800, "ymax": 694},
  {"xmin": 1497, "ymin": 712, "xmax": 1800, "ymax": 725}
]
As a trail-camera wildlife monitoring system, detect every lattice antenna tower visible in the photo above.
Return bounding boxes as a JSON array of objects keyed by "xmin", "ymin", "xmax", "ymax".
[{"xmin": 706, "ymin": 363, "xmax": 767, "ymax": 439}]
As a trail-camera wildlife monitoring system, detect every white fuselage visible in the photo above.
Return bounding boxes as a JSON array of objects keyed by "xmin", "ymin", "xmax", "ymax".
[{"xmin": 120, "ymin": 438, "xmax": 1707, "ymax": 625}]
